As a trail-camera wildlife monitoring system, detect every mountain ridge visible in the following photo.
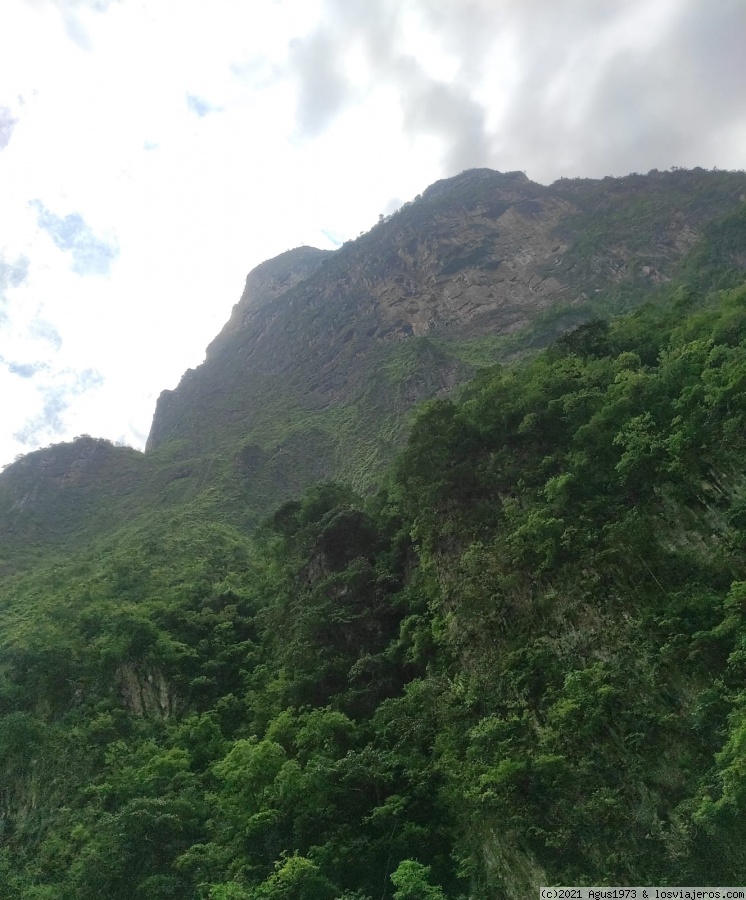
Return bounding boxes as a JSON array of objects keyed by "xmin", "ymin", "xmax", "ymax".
[
  {"xmin": 2, "ymin": 166, "xmax": 746, "ymax": 567},
  {"xmin": 121, "ymin": 165, "xmax": 746, "ymax": 519}
]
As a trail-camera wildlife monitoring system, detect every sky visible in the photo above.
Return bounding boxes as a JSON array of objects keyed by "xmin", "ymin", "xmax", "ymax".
[{"xmin": 1, "ymin": 0, "xmax": 745, "ymax": 469}]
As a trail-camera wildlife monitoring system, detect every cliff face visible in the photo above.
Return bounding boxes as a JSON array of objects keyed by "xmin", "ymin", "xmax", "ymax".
[
  {"xmin": 146, "ymin": 246, "xmax": 333, "ymax": 452},
  {"xmin": 3, "ymin": 174, "xmax": 746, "ymax": 899},
  {"xmin": 3, "ymin": 167, "xmax": 746, "ymax": 558},
  {"xmin": 145, "ymin": 167, "xmax": 746, "ymax": 468},
  {"xmin": 208, "ymin": 245, "xmax": 334, "ymax": 349}
]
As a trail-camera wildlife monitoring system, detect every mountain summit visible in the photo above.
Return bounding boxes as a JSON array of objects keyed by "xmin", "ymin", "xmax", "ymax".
[
  {"xmin": 143, "ymin": 166, "xmax": 746, "ymax": 515},
  {"xmin": 2, "ymin": 167, "xmax": 746, "ymax": 561}
]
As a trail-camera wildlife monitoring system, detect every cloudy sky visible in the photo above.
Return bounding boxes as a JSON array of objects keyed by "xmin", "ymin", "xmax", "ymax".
[{"xmin": 1, "ymin": 0, "xmax": 744, "ymax": 468}]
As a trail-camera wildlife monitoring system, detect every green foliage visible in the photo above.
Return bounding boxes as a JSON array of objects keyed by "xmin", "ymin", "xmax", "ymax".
[
  {"xmin": 1, "ymin": 183, "xmax": 746, "ymax": 896},
  {"xmin": 391, "ymin": 860, "xmax": 448, "ymax": 900},
  {"xmin": 249, "ymin": 854, "xmax": 337, "ymax": 899}
]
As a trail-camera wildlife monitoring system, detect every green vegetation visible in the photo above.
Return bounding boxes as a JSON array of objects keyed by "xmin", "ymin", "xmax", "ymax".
[
  {"xmin": 2, "ymin": 170, "xmax": 746, "ymax": 896},
  {"xmin": 2, "ymin": 240, "xmax": 746, "ymax": 895}
]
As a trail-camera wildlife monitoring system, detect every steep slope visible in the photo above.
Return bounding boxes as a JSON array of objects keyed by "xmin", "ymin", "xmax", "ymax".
[
  {"xmin": 144, "ymin": 167, "xmax": 746, "ymax": 517},
  {"xmin": 2, "ymin": 167, "xmax": 746, "ymax": 560},
  {"xmin": 2, "ymin": 278, "xmax": 746, "ymax": 896},
  {"xmin": 1, "ymin": 168, "xmax": 746, "ymax": 897}
]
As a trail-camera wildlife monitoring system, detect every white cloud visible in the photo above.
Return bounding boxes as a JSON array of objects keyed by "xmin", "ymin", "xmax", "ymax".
[{"xmin": 13, "ymin": 367, "xmax": 104, "ymax": 447}]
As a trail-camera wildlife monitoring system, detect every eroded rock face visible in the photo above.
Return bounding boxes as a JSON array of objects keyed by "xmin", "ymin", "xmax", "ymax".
[
  {"xmin": 362, "ymin": 193, "xmax": 575, "ymax": 337},
  {"xmin": 134, "ymin": 168, "xmax": 746, "ymax": 532},
  {"xmin": 4, "ymin": 167, "xmax": 746, "ymax": 557},
  {"xmin": 209, "ymin": 170, "xmax": 741, "ymax": 368},
  {"xmin": 117, "ymin": 665, "xmax": 176, "ymax": 718},
  {"xmin": 147, "ymin": 167, "xmax": 746, "ymax": 458},
  {"xmin": 206, "ymin": 245, "xmax": 333, "ymax": 359},
  {"xmin": 199, "ymin": 173, "xmax": 567, "ymax": 371}
]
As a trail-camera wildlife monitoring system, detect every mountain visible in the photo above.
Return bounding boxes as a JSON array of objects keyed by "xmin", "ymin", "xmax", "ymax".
[
  {"xmin": 2, "ymin": 166, "xmax": 746, "ymax": 566},
  {"xmin": 144, "ymin": 167, "xmax": 746, "ymax": 472},
  {"xmin": 1, "ymin": 166, "xmax": 746, "ymax": 897}
]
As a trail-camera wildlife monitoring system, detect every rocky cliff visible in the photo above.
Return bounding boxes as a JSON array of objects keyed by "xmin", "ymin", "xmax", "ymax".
[
  {"xmin": 2, "ymin": 166, "xmax": 746, "ymax": 560},
  {"xmin": 144, "ymin": 167, "xmax": 746, "ymax": 500}
]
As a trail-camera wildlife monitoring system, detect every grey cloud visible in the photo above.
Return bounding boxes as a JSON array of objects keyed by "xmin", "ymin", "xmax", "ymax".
[
  {"xmin": 30, "ymin": 201, "xmax": 119, "ymax": 276},
  {"xmin": 0, "ymin": 106, "xmax": 18, "ymax": 150},
  {"xmin": 14, "ymin": 368, "xmax": 103, "ymax": 446},
  {"xmin": 488, "ymin": 0, "xmax": 746, "ymax": 179},
  {"xmin": 288, "ymin": 0, "xmax": 746, "ymax": 182},
  {"xmin": 289, "ymin": 32, "xmax": 353, "ymax": 137},
  {"xmin": 393, "ymin": 58, "xmax": 491, "ymax": 173},
  {"xmin": 186, "ymin": 94, "xmax": 221, "ymax": 117},
  {"xmin": 286, "ymin": 0, "xmax": 401, "ymax": 137},
  {"xmin": 415, "ymin": 1, "xmax": 504, "ymax": 81},
  {"xmin": 288, "ymin": 0, "xmax": 495, "ymax": 168}
]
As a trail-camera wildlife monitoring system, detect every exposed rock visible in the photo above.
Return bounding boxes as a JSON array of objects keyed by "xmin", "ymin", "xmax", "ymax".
[
  {"xmin": 205, "ymin": 246, "xmax": 333, "ymax": 362},
  {"xmin": 147, "ymin": 169, "xmax": 746, "ymax": 471},
  {"xmin": 117, "ymin": 665, "xmax": 176, "ymax": 718},
  {"xmin": 4, "ymin": 167, "xmax": 746, "ymax": 557}
]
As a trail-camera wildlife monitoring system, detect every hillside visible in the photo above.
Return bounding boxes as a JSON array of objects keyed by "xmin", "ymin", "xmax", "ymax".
[
  {"xmin": 2, "ymin": 169, "xmax": 746, "ymax": 567},
  {"xmin": 144, "ymin": 168, "xmax": 746, "ymax": 499},
  {"xmin": 0, "ymin": 167, "xmax": 746, "ymax": 897}
]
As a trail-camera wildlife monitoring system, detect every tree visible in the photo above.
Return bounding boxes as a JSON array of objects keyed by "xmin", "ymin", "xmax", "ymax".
[{"xmin": 390, "ymin": 860, "xmax": 447, "ymax": 900}]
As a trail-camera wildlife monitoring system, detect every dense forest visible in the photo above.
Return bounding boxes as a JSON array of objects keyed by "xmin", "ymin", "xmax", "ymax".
[{"xmin": 2, "ymin": 202, "xmax": 746, "ymax": 897}]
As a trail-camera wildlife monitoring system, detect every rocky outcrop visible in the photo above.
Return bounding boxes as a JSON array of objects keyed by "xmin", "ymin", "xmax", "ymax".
[
  {"xmin": 117, "ymin": 665, "xmax": 177, "ymax": 718},
  {"xmin": 207, "ymin": 245, "xmax": 333, "ymax": 356},
  {"xmin": 0, "ymin": 436, "xmax": 141, "ymax": 515}
]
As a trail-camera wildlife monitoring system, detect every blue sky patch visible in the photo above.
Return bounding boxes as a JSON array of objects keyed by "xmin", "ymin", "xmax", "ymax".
[
  {"xmin": 0, "ymin": 254, "xmax": 29, "ymax": 291},
  {"xmin": 7, "ymin": 360, "xmax": 48, "ymax": 379},
  {"xmin": 30, "ymin": 201, "xmax": 119, "ymax": 276},
  {"xmin": 186, "ymin": 93, "xmax": 220, "ymax": 117},
  {"xmin": 0, "ymin": 106, "xmax": 18, "ymax": 150}
]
